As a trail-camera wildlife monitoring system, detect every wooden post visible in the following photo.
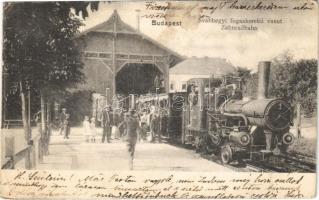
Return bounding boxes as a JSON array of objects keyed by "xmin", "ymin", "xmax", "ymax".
[
  {"xmin": 112, "ymin": 12, "xmax": 117, "ymax": 98},
  {"xmin": 45, "ymin": 101, "xmax": 51, "ymax": 155},
  {"xmin": 25, "ymin": 140, "xmax": 33, "ymax": 169},
  {"xmin": 33, "ymin": 136, "xmax": 40, "ymax": 167},
  {"xmin": 26, "ymin": 84, "xmax": 32, "ymax": 169},
  {"xmin": 5, "ymin": 136, "xmax": 15, "ymax": 169},
  {"xmin": 19, "ymin": 81, "xmax": 31, "ymax": 167},
  {"xmin": 106, "ymin": 88, "xmax": 109, "ymax": 106},
  {"xmin": 37, "ymin": 120, "xmax": 43, "ymax": 163},
  {"xmin": 38, "ymin": 91, "xmax": 47, "ymax": 163},
  {"xmin": 30, "ymin": 139, "xmax": 36, "ymax": 169},
  {"xmin": 28, "ymin": 85, "xmax": 31, "ymax": 137},
  {"xmin": 129, "ymin": 94, "xmax": 135, "ymax": 110},
  {"xmin": 296, "ymin": 103, "xmax": 301, "ymax": 138}
]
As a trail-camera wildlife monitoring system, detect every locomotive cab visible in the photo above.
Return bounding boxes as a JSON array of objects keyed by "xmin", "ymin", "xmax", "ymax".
[{"xmin": 182, "ymin": 78, "xmax": 209, "ymax": 148}]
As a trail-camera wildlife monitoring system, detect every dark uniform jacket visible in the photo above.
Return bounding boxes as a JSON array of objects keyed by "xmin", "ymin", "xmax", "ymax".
[
  {"xmin": 101, "ymin": 110, "xmax": 113, "ymax": 128},
  {"xmin": 60, "ymin": 112, "xmax": 67, "ymax": 124},
  {"xmin": 151, "ymin": 116, "xmax": 161, "ymax": 133},
  {"xmin": 124, "ymin": 116, "xmax": 139, "ymax": 140}
]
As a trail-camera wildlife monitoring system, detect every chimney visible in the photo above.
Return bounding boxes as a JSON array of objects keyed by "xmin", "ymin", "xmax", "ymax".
[
  {"xmin": 136, "ymin": 9, "xmax": 141, "ymax": 32},
  {"xmin": 257, "ymin": 61, "xmax": 271, "ymax": 99}
]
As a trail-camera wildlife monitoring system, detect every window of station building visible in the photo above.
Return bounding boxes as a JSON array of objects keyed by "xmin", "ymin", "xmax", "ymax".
[
  {"xmin": 170, "ymin": 83, "xmax": 174, "ymax": 90},
  {"xmin": 182, "ymin": 83, "xmax": 187, "ymax": 90}
]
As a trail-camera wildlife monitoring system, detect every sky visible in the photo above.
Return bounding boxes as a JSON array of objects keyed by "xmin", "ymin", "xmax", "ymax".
[{"xmin": 79, "ymin": 0, "xmax": 318, "ymax": 71}]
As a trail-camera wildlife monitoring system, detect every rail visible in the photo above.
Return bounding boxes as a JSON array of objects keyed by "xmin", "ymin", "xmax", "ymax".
[
  {"xmin": 1, "ymin": 134, "xmax": 41, "ymax": 169},
  {"xmin": 2, "ymin": 119, "xmax": 36, "ymax": 129},
  {"xmin": 3, "ymin": 120, "xmax": 23, "ymax": 129}
]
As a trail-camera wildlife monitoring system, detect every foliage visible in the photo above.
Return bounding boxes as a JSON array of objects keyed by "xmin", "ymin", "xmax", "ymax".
[
  {"xmin": 236, "ymin": 66, "xmax": 257, "ymax": 97},
  {"xmin": 63, "ymin": 90, "xmax": 94, "ymax": 124},
  {"xmin": 3, "ymin": 2, "xmax": 91, "ymax": 96},
  {"xmin": 2, "ymin": 1, "xmax": 100, "ymax": 150},
  {"xmin": 237, "ymin": 52, "xmax": 317, "ymax": 116},
  {"xmin": 269, "ymin": 52, "xmax": 317, "ymax": 116},
  {"xmin": 3, "ymin": 2, "xmax": 100, "ymax": 120}
]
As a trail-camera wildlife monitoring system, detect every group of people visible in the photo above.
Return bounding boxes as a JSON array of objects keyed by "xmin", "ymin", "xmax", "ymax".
[
  {"xmin": 137, "ymin": 104, "xmax": 168, "ymax": 143},
  {"xmin": 82, "ymin": 104, "xmax": 168, "ymax": 144},
  {"xmin": 80, "ymin": 103, "xmax": 168, "ymax": 170},
  {"xmin": 99, "ymin": 105, "xmax": 139, "ymax": 170},
  {"xmin": 46, "ymin": 102, "xmax": 168, "ymax": 170}
]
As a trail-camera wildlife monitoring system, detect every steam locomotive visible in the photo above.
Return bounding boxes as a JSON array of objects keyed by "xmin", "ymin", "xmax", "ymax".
[
  {"xmin": 177, "ymin": 61, "xmax": 294, "ymax": 164},
  {"xmin": 133, "ymin": 61, "xmax": 294, "ymax": 164}
]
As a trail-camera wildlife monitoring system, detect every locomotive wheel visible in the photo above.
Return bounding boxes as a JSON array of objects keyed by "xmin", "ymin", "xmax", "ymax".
[{"xmin": 221, "ymin": 145, "xmax": 233, "ymax": 164}]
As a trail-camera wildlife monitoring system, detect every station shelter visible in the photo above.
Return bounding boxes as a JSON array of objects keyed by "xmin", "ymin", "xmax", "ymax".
[{"xmin": 76, "ymin": 10, "xmax": 183, "ymax": 108}]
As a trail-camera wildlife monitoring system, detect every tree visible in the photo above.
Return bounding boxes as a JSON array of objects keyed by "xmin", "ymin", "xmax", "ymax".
[
  {"xmin": 3, "ymin": 2, "xmax": 99, "ymax": 167},
  {"xmin": 269, "ymin": 52, "xmax": 317, "ymax": 116},
  {"xmin": 236, "ymin": 66, "xmax": 257, "ymax": 97}
]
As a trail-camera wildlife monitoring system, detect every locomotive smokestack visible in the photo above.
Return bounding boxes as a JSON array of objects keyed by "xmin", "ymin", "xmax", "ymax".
[{"xmin": 257, "ymin": 61, "xmax": 271, "ymax": 99}]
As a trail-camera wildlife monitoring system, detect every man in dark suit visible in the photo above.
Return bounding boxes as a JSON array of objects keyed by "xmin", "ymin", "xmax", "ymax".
[
  {"xmin": 101, "ymin": 105, "xmax": 113, "ymax": 143},
  {"xmin": 59, "ymin": 108, "xmax": 67, "ymax": 135},
  {"xmin": 63, "ymin": 113, "xmax": 71, "ymax": 139},
  {"xmin": 122, "ymin": 109, "xmax": 140, "ymax": 170},
  {"xmin": 150, "ymin": 112, "xmax": 161, "ymax": 143}
]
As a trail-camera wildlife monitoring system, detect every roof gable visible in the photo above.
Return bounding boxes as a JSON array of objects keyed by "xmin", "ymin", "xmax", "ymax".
[
  {"xmin": 82, "ymin": 10, "xmax": 136, "ymax": 34},
  {"xmin": 79, "ymin": 10, "xmax": 184, "ymax": 64}
]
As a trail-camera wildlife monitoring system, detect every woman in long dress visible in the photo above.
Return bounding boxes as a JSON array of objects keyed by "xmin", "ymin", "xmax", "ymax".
[{"xmin": 83, "ymin": 116, "xmax": 91, "ymax": 142}]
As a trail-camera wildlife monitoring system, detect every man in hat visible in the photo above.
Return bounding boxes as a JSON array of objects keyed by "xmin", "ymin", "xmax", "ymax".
[
  {"xmin": 122, "ymin": 109, "xmax": 140, "ymax": 170},
  {"xmin": 101, "ymin": 105, "xmax": 113, "ymax": 143},
  {"xmin": 150, "ymin": 112, "xmax": 161, "ymax": 143},
  {"xmin": 63, "ymin": 113, "xmax": 71, "ymax": 139},
  {"xmin": 59, "ymin": 108, "xmax": 68, "ymax": 135}
]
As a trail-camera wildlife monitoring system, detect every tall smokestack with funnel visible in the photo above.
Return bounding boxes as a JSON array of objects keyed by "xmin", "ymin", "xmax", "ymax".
[
  {"xmin": 257, "ymin": 61, "xmax": 271, "ymax": 99},
  {"xmin": 257, "ymin": 61, "xmax": 272, "ymax": 151}
]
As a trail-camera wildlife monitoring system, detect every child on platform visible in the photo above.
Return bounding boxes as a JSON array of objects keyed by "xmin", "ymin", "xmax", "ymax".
[{"xmin": 90, "ymin": 117, "xmax": 97, "ymax": 142}]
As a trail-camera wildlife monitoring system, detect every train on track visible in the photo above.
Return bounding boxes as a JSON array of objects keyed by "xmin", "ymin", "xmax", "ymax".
[{"xmin": 135, "ymin": 61, "xmax": 295, "ymax": 164}]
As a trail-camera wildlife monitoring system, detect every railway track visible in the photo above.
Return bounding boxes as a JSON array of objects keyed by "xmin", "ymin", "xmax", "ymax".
[
  {"xmin": 278, "ymin": 152, "xmax": 316, "ymax": 172},
  {"xmin": 239, "ymin": 152, "xmax": 316, "ymax": 173},
  {"xmin": 168, "ymin": 141, "xmax": 316, "ymax": 173},
  {"xmin": 211, "ymin": 151, "xmax": 315, "ymax": 172},
  {"xmin": 202, "ymin": 151, "xmax": 316, "ymax": 173}
]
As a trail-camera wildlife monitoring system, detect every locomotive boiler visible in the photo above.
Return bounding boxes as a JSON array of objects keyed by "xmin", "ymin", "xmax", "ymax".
[{"xmin": 181, "ymin": 61, "xmax": 294, "ymax": 164}]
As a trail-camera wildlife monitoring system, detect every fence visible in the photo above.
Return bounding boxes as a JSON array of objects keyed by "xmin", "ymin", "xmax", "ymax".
[{"xmin": 1, "ymin": 133, "xmax": 41, "ymax": 169}]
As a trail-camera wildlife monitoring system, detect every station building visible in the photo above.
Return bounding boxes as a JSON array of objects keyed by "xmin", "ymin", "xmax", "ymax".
[{"xmin": 76, "ymin": 10, "xmax": 184, "ymax": 103}]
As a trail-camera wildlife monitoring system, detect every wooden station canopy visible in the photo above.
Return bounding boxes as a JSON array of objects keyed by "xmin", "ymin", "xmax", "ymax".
[{"xmin": 77, "ymin": 10, "xmax": 184, "ymax": 99}]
